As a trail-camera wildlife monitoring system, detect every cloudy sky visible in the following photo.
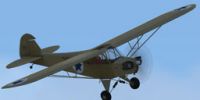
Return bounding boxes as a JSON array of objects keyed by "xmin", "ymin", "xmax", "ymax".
[{"xmin": 0, "ymin": 0, "xmax": 199, "ymax": 100}]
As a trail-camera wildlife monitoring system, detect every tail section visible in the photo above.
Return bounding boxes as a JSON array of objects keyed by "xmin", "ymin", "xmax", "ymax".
[
  {"xmin": 20, "ymin": 33, "xmax": 41, "ymax": 57},
  {"xmin": 6, "ymin": 33, "xmax": 60, "ymax": 69}
]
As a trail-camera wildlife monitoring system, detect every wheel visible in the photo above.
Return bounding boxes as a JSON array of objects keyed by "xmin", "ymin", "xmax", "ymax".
[
  {"xmin": 101, "ymin": 90, "xmax": 111, "ymax": 100},
  {"xmin": 129, "ymin": 77, "xmax": 140, "ymax": 89}
]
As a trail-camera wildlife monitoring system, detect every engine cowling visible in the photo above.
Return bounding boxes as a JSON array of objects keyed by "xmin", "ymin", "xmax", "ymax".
[
  {"xmin": 114, "ymin": 57, "xmax": 139, "ymax": 74},
  {"xmin": 122, "ymin": 61, "xmax": 135, "ymax": 70}
]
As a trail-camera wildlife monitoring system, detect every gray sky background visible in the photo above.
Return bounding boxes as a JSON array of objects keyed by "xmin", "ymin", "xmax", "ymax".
[{"xmin": 0, "ymin": 0, "xmax": 200, "ymax": 100}]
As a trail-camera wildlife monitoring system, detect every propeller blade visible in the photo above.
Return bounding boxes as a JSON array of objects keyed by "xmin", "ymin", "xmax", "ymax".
[{"xmin": 131, "ymin": 46, "xmax": 153, "ymax": 83}]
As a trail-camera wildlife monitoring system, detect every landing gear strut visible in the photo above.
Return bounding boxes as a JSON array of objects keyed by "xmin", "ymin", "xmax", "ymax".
[
  {"xmin": 129, "ymin": 77, "xmax": 140, "ymax": 89},
  {"xmin": 101, "ymin": 90, "xmax": 111, "ymax": 100}
]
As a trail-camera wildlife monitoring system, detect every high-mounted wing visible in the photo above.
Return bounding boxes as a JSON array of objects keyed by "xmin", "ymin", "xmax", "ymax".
[
  {"xmin": 2, "ymin": 49, "xmax": 106, "ymax": 89},
  {"xmin": 94, "ymin": 4, "xmax": 196, "ymax": 49}
]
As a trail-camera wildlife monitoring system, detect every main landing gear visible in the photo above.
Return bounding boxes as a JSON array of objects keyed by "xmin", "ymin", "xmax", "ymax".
[
  {"xmin": 100, "ymin": 77, "xmax": 140, "ymax": 100},
  {"xmin": 101, "ymin": 90, "xmax": 111, "ymax": 100},
  {"xmin": 129, "ymin": 77, "xmax": 140, "ymax": 89}
]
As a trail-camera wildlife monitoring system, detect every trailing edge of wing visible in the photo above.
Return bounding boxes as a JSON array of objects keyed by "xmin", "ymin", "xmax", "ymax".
[{"xmin": 2, "ymin": 48, "xmax": 106, "ymax": 89}]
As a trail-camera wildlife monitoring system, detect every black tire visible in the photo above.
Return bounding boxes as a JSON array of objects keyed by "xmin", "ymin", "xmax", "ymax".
[
  {"xmin": 129, "ymin": 77, "xmax": 140, "ymax": 89},
  {"xmin": 101, "ymin": 90, "xmax": 111, "ymax": 100}
]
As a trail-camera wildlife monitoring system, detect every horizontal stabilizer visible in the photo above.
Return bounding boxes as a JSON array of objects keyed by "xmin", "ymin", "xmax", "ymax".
[
  {"xmin": 41, "ymin": 45, "xmax": 60, "ymax": 54},
  {"xmin": 7, "ymin": 57, "xmax": 40, "ymax": 69}
]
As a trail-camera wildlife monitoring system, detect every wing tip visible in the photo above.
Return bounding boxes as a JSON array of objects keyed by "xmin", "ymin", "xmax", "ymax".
[
  {"xmin": 6, "ymin": 64, "xmax": 15, "ymax": 69},
  {"xmin": 2, "ymin": 78, "xmax": 28, "ymax": 89},
  {"xmin": 2, "ymin": 83, "xmax": 13, "ymax": 89},
  {"xmin": 2, "ymin": 85, "xmax": 9, "ymax": 89}
]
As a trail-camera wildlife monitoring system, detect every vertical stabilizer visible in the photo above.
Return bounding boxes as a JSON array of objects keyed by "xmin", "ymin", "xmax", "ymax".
[{"xmin": 20, "ymin": 33, "xmax": 41, "ymax": 57}]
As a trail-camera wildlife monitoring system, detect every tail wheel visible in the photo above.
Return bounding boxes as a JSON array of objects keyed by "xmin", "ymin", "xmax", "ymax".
[
  {"xmin": 101, "ymin": 90, "xmax": 111, "ymax": 100},
  {"xmin": 129, "ymin": 77, "xmax": 140, "ymax": 89}
]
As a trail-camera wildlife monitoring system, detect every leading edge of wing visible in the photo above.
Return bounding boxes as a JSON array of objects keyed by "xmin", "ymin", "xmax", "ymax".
[
  {"xmin": 2, "ymin": 49, "xmax": 106, "ymax": 89},
  {"xmin": 94, "ymin": 4, "xmax": 196, "ymax": 49}
]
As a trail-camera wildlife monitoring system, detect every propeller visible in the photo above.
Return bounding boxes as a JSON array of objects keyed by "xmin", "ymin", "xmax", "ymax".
[
  {"xmin": 124, "ymin": 43, "xmax": 153, "ymax": 83},
  {"xmin": 102, "ymin": 40, "xmax": 153, "ymax": 83}
]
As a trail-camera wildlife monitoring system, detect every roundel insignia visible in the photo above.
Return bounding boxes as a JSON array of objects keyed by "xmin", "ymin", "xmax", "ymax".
[{"xmin": 73, "ymin": 63, "xmax": 84, "ymax": 74}]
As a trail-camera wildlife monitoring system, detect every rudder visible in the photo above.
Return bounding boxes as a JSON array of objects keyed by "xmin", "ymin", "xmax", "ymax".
[{"xmin": 20, "ymin": 33, "xmax": 41, "ymax": 57}]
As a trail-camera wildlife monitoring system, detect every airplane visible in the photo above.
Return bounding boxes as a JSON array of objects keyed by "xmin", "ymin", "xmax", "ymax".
[{"xmin": 2, "ymin": 4, "xmax": 196, "ymax": 100}]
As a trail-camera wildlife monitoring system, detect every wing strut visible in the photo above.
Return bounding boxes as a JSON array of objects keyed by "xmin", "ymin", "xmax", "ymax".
[
  {"xmin": 127, "ymin": 26, "xmax": 162, "ymax": 57},
  {"xmin": 50, "ymin": 75, "xmax": 96, "ymax": 79}
]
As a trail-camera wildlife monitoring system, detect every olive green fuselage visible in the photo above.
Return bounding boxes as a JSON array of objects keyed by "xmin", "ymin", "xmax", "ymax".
[{"xmin": 33, "ymin": 52, "xmax": 135, "ymax": 79}]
